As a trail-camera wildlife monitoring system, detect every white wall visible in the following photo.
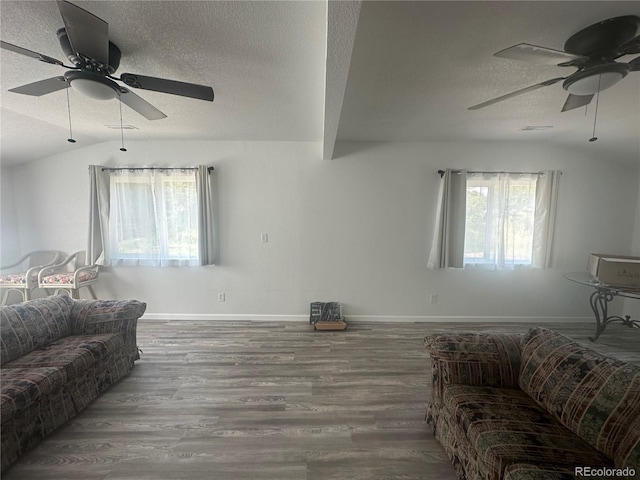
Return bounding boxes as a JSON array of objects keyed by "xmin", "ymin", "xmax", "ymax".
[
  {"xmin": 0, "ymin": 167, "xmax": 20, "ymax": 263},
  {"xmin": 3, "ymin": 139, "xmax": 639, "ymax": 321}
]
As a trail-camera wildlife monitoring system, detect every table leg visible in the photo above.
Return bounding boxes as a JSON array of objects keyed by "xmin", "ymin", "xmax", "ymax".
[{"xmin": 588, "ymin": 289, "xmax": 640, "ymax": 342}]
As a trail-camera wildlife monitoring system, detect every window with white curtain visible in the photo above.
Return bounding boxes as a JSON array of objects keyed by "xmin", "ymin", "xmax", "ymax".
[
  {"xmin": 464, "ymin": 173, "xmax": 537, "ymax": 269},
  {"xmin": 427, "ymin": 169, "xmax": 560, "ymax": 270},
  {"xmin": 88, "ymin": 165, "xmax": 216, "ymax": 267},
  {"xmin": 109, "ymin": 169, "xmax": 198, "ymax": 266}
]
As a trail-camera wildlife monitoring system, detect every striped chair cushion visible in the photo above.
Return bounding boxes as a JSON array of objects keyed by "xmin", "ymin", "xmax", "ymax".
[
  {"xmin": 40, "ymin": 271, "xmax": 97, "ymax": 285},
  {"xmin": 519, "ymin": 327, "xmax": 640, "ymax": 468},
  {"xmin": 443, "ymin": 384, "xmax": 612, "ymax": 480},
  {"xmin": 0, "ymin": 273, "xmax": 37, "ymax": 285}
]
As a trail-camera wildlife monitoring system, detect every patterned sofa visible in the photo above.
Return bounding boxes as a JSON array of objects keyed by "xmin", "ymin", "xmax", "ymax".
[
  {"xmin": 424, "ymin": 327, "xmax": 640, "ymax": 480},
  {"xmin": 0, "ymin": 295, "xmax": 146, "ymax": 472}
]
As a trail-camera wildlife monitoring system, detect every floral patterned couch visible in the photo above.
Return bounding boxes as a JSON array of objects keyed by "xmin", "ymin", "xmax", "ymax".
[
  {"xmin": 424, "ymin": 327, "xmax": 640, "ymax": 480},
  {"xmin": 0, "ymin": 295, "xmax": 146, "ymax": 472}
]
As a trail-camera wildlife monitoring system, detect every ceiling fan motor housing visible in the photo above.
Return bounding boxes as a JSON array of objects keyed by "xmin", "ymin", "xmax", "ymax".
[
  {"xmin": 57, "ymin": 28, "xmax": 121, "ymax": 74},
  {"xmin": 560, "ymin": 15, "xmax": 639, "ymax": 96},
  {"xmin": 564, "ymin": 15, "xmax": 640, "ymax": 58}
]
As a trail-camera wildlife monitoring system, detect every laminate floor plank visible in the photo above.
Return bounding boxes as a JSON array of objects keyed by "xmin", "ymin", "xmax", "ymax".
[{"xmin": 3, "ymin": 319, "xmax": 639, "ymax": 479}]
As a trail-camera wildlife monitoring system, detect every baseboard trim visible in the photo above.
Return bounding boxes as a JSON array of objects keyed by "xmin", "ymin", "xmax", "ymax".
[{"xmin": 141, "ymin": 313, "xmax": 592, "ymax": 323}]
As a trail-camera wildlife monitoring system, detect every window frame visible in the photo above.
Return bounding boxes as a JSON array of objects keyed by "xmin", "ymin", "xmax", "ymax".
[
  {"xmin": 463, "ymin": 173, "xmax": 538, "ymax": 270},
  {"xmin": 108, "ymin": 170, "xmax": 199, "ymax": 266}
]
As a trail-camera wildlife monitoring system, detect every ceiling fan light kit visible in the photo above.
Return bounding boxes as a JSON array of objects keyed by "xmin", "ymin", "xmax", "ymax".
[
  {"xmin": 562, "ymin": 63, "xmax": 629, "ymax": 96},
  {"xmin": 65, "ymin": 71, "xmax": 119, "ymax": 100}
]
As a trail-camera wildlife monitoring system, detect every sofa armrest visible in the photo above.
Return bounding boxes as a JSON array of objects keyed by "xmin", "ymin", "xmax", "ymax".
[
  {"xmin": 424, "ymin": 332, "xmax": 523, "ymax": 403},
  {"xmin": 71, "ymin": 299, "xmax": 146, "ymax": 361}
]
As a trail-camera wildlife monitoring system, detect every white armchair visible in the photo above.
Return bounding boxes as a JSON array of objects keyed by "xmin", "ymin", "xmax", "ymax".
[
  {"xmin": 38, "ymin": 251, "xmax": 99, "ymax": 299},
  {"xmin": 0, "ymin": 250, "xmax": 63, "ymax": 305}
]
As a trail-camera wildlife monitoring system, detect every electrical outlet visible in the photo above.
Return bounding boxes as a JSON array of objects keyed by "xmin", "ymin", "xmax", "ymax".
[
  {"xmin": 218, "ymin": 293, "xmax": 225, "ymax": 302},
  {"xmin": 430, "ymin": 294, "xmax": 438, "ymax": 304},
  {"xmin": 260, "ymin": 233, "xmax": 269, "ymax": 243}
]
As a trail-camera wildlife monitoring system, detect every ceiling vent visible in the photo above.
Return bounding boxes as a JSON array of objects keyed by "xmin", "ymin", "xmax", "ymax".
[
  {"xmin": 521, "ymin": 126, "xmax": 554, "ymax": 131},
  {"xmin": 105, "ymin": 124, "xmax": 138, "ymax": 130}
]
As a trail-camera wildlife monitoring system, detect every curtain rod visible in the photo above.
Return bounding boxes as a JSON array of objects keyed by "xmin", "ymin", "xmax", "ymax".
[
  {"xmin": 437, "ymin": 169, "xmax": 555, "ymax": 178},
  {"xmin": 101, "ymin": 166, "xmax": 214, "ymax": 172}
]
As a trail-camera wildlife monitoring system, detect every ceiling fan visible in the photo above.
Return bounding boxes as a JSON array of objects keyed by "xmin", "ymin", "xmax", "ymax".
[
  {"xmin": 469, "ymin": 15, "xmax": 640, "ymax": 112},
  {"xmin": 1, "ymin": 0, "xmax": 214, "ymax": 121}
]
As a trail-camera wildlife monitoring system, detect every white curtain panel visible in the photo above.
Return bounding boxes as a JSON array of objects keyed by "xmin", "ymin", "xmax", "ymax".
[
  {"xmin": 427, "ymin": 169, "xmax": 467, "ymax": 269},
  {"xmin": 108, "ymin": 168, "xmax": 198, "ymax": 267},
  {"xmin": 87, "ymin": 165, "xmax": 111, "ymax": 266},
  {"xmin": 471, "ymin": 172, "xmax": 537, "ymax": 270},
  {"xmin": 532, "ymin": 170, "xmax": 561, "ymax": 269},
  {"xmin": 196, "ymin": 165, "xmax": 216, "ymax": 266}
]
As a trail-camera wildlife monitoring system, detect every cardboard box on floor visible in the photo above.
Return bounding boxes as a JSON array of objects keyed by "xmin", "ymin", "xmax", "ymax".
[{"xmin": 588, "ymin": 254, "xmax": 640, "ymax": 287}]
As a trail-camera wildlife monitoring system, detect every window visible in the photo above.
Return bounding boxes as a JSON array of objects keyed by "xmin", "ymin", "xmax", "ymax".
[
  {"xmin": 427, "ymin": 169, "xmax": 559, "ymax": 270},
  {"xmin": 109, "ymin": 169, "xmax": 199, "ymax": 266},
  {"xmin": 88, "ymin": 165, "xmax": 215, "ymax": 267},
  {"xmin": 463, "ymin": 173, "xmax": 537, "ymax": 269}
]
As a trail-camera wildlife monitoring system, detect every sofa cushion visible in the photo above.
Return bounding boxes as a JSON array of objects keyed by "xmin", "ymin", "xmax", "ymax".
[
  {"xmin": 443, "ymin": 384, "xmax": 612, "ymax": 480},
  {"xmin": 6, "ymin": 334, "xmax": 124, "ymax": 380},
  {"xmin": 0, "ymin": 295, "xmax": 74, "ymax": 365},
  {"xmin": 519, "ymin": 327, "xmax": 640, "ymax": 468},
  {"xmin": 0, "ymin": 366, "xmax": 68, "ymax": 419}
]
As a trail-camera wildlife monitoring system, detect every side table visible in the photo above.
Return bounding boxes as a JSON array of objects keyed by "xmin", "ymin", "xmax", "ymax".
[{"xmin": 564, "ymin": 272, "xmax": 640, "ymax": 342}]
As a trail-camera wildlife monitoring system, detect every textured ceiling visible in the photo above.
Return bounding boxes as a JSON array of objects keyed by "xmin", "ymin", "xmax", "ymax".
[
  {"xmin": 339, "ymin": 1, "xmax": 640, "ymax": 164},
  {"xmin": 0, "ymin": 1, "xmax": 326, "ymax": 164},
  {"xmin": 1, "ymin": 1, "xmax": 639, "ymax": 166}
]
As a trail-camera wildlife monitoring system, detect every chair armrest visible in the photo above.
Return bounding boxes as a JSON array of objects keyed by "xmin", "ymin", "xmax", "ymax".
[
  {"xmin": 74, "ymin": 264, "xmax": 99, "ymax": 283},
  {"xmin": 0, "ymin": 252, "xmax": 30, "ymax": 270},
  {"xmin": 2, "ymin": 251, "xmax": 61, "ymax": 272},
  {"xmin": 424, "ymin": 332, "xmax": 523, "ymax": 403},
  {"xmin": 38, "ymin": 255, "xmax": 75, "ymax": 282},
  {"xmin": 38, "ymin": 265, "xmax": 60, "ymax": 282}
]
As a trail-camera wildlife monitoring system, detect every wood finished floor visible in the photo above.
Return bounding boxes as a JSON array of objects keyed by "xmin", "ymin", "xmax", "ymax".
[{"xmin": 3, "ymin": 320, "xmax": 640, "ymax": 480}]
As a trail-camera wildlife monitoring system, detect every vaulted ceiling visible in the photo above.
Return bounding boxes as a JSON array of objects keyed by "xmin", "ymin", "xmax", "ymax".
[{"xmin": 1, "ymin": 1, "xmax": 639, "ymax": 166}]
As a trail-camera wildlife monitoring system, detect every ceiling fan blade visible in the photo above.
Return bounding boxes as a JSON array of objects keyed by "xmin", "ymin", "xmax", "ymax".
[
  {"xmin": 1, "ymin": 41, "xmax": 64, "ymax": 66},
  {"xmin": 629, "ymin": 56, "xmax": 640, "ymax": 71},
  {"xmin": 561, "ymin": 93, "xmax": 594, "ymax": 112},
  {"xmin": 8, "ymin": 76, "xmax": 68, "ymax": 96},
  {"xmin": 494, "ymin": 43, "xmax": 589, "ymax": 66},
  {"xmin": 119, "ymin": 73, "xmax": 214, "ymax": 102},
  {"xmin": 618, "ymin": 35, "xmax": 640, "ymax": 56},
  {"xmin": 468, "ymin": 77, "xmax": 566, "ymax": 110},
  {"xmin": 57, "ymin": 0, "xmax": 109, "ymax": 66},
  {"xmin": 118, "ymin": 87, "xmax": 167, "ymax": 121}
]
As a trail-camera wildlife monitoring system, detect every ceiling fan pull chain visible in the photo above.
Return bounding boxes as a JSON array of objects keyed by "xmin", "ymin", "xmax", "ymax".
[
  {"xmin": 117, "ymin": 91, "xmax": 127, "ymax": 152},
  {"xmin": 65, "ymin": 81, "xmax": 76, "ymax": 143},
  {"xmin": 589, "ymin": 74, "xmax": 602, "ymax": 142}
]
